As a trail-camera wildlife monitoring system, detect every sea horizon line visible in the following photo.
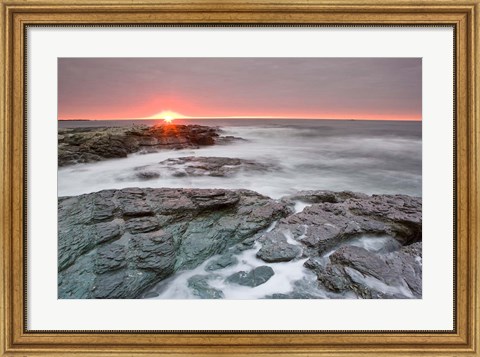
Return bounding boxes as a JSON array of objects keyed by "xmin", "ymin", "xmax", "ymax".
[{"xmin": 58, "ymin": 117, "xmax": 422, "ymax": 122}]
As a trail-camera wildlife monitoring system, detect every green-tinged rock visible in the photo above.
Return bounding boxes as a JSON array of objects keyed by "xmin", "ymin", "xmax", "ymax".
[
  {"xmin": 256, "ymin": 231, "xmax": 302, "ymax": 263},
  {"xmin": 205, "ymin": 253, "xmax": 238, "ymax": 271},
  {"xmin": 226, "ymin": 266, "xmax": 275, "ymax": 287},
  {"xmin": 187, "ymin": 275, "xmax": 224, "ymax": 299},
  {"xmin": 58, "ymin": 187, "xmax": 290, "ymax": 299}
]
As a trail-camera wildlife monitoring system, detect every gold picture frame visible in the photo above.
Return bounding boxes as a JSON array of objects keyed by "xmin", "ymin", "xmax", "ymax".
[{"xmin": 1, "ymin": 0, "xmax": 478, "ymax": 355}]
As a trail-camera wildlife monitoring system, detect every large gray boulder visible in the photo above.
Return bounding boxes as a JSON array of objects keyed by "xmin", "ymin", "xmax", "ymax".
[{"xmin": 58, "ymin": 187, "xmax": 291, "ymax": 299}]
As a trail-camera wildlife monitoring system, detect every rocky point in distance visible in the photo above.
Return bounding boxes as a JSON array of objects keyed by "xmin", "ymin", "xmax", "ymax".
[{"xmin": 58, "ymin": 123, "xmax": 242, "ymax": 167}]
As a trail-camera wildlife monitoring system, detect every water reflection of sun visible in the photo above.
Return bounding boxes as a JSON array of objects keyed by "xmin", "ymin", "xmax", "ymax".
[{"xmin": 147, "ymin": 110, "xmax": 186, "ymax": 124}]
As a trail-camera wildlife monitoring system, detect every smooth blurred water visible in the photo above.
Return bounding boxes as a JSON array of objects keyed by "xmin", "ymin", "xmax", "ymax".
[
  {"xmin": 59, "ymin": 119, "xmax": 422, "ymax": 299},
  {"xmin": 58, "ymin": 119, "xmax": 421, "ymax": 198},
  {"xmin": 146, "ymin": 241, "xmax": 316, "ymax": 299},
  {"xmin": 143, "ymin": 231, "xmax": 412, "ymax": 299}
]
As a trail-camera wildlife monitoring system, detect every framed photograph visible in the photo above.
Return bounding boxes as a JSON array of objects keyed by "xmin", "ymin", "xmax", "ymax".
[{"xmin": 1, "ymin": 0, "xmax": 478, "ymax": 356}]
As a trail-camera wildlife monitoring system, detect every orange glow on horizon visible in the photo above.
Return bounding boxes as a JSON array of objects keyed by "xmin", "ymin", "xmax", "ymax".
[
  {"xmin": 146, "ymin": 110, "xmax": 189, "ymax": 122},
  {"xmin": 59, "ymin": 111, "xmax": 422, "ymax": 121},
  {"xmin": 58, "ymin": 59, "xmax": 422, "ymax": 122},
  {"xmin": 58, "ymin": 93, "xmax": 421, "ymax": 121}
]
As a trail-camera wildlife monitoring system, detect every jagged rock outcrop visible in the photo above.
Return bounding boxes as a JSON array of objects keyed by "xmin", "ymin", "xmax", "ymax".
[
  {"xmin": 278, "ymin": 190, "xmax": 422, "ymax": 256},
  {"xmin": 305, "ymin": 242, "xmax": 422, "ymax": 298},
  {"xmin": 58, "ymin": 125, "xmax": 242, "ymax": 166},
  {"xmin": 268, "ymin": 190, "xmax": 422, "ymax": 298},
  {"xmin": 58, "ymin": 187, "xmax": 291, "ymax": 299}
]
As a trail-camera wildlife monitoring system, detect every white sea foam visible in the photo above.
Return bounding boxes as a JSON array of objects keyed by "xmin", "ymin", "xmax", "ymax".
[
  {"xmin": 294, "ymin": 201, "xmax": 312, "ymax": 213},
  {"xmin": 344, "ymin": 267, "xmax": 414, "ymax": 298},
  {"xmin": 145, "ymin": 233, "xmax": 411, "ymax": 300},
  {"xmin": 58, "ymin": 122, "xmax": 422, "ymax": 198},
  {"xmin": 322, "ymin": 235, "xmax": 402, "ymax": 258},
  {"xmin": 146, "ymin": 242, "xmax": 314, "ymax": 300}
]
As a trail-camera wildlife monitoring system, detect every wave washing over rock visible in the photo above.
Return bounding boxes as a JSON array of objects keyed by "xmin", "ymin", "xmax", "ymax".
[{"xmin": 58, "ymin": 188, "xmax": 421, "ymax": 299}]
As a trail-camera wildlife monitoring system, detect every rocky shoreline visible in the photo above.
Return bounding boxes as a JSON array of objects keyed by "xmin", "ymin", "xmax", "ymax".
[
  {"xmin": 58, "ymin": 188, "xmax": 422, "ymax": 299},
  {"xmin": 58, "ymin": 124, "xmax": 241, "ymax": 167}
]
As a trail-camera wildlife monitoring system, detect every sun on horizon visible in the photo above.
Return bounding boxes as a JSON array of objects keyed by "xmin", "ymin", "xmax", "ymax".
[{"xmin": 146, "ymin": 110, "xmax": 188, "ymax": 123}]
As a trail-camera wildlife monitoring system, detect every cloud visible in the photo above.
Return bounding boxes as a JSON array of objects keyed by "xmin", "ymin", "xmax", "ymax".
[{"xmin": 58, "ymin": 58, "xmax": 422, "ymax": 120}]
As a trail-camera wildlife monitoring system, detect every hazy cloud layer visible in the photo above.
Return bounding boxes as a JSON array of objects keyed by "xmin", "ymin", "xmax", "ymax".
[{"xmin": 58, "ymin": 58, "xmax": 422, "ymax": 120}]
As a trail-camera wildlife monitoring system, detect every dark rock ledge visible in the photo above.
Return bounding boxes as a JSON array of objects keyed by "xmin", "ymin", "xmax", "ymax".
[
  {"xmin": 58, "ymin": 124, "xmax": 242, "ymax": 167},
  {"xmin": 58, "ymin": 187, "xmax": 291, "ymax": 299}
]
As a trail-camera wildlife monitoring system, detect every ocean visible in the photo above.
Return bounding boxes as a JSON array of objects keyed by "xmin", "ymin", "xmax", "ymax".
[
  {"xmin": 58, "ymin": 119, "xmax": 422, "ymax": 299},
  {"xmin": 58, "ymin": 119, "xmax": 422, "ymax": 198}
]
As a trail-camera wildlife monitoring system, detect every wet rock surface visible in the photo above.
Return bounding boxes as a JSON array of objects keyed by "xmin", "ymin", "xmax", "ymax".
[
  {"xmin": 58, "ymin": 187, "xmax": 291, "ymax": 298},
  {"xmin": 279, "ymin": 190, "xmax": 422, "ymax": 255},
  {"xmin": 205, "ymin": 253, "xmax": 238, "ymax": 271},
  {"xmin": 59, "ymin": 189, "xmax": 422, "ymax": 299},
  {"xmin": 226, "ymin": 266, "xmax": 275, "ymax": 287},
  {"xmin": 134, "ymin": 156, "xmax": 277, "ymax": 180},
  {"xmin": 187, "ymin": 275, "xmax": 225, "ymax": 299},
  {"xmin": 256, "ymin": 231, "xmax": 302, "ymax": 262},
  {"xmin": 305, "ymin": 242, "xmax": 422, "ymax": 298},
  {"xmin": 58, "ymin": 125, "xmax": 242, "ymax": 167},
  {"xmin": 272, "ymin": 190, "xmax": 422, "ymax": 298}
]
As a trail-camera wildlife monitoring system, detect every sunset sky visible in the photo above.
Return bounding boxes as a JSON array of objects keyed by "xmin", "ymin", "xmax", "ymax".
[{"xmin": 58, "ymin": 58, "xmax": 422, "ymax": 121}]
